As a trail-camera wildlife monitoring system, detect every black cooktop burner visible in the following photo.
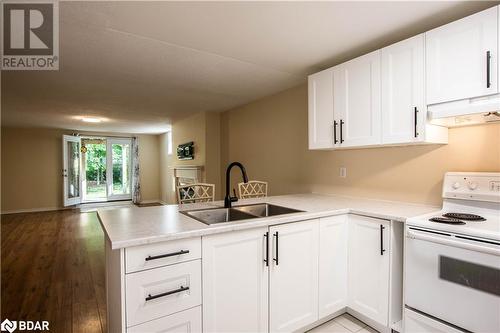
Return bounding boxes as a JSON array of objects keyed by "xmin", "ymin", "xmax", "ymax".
[
  {"xmin": 443, "ymin": 212, "xmax": 486, "ymax": 221},
  {"xmin": 429, "ymin": 217, "xmax": 466, "ymax": 225}
]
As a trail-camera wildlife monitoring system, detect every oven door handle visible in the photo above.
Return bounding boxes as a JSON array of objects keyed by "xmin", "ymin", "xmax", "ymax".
[{"xmin": 407, "ymin": 230, "xmax": 500, "ymax": 256}]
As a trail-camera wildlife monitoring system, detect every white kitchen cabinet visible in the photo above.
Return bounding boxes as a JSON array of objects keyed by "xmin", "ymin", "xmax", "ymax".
[
  {"xmin": 308, "ymin": 68, "xmax": 335, "ymax": 149},
  {"xmin": 128, "ymin": 306, "xmax": 202, "ymax": 333},
  {"xmin": 125, "ymin": 260, "xmax": 202, "ymax": 327},
  {"xmin": 348, "ymin": 215, "xmax": 390, "ymax": 327},
  {"xmin": 381, "ymin": 35, "xmax": 425, "ymax": 144},
  {"xmin": 202, "ymin": 227, "xmax": 268, "ymax": 333},
  {"xmin": 334, "ymin": 50, "xmax": 382, "ymax": 147},
  {"xmin": 318, "ymin": 215, "xmax": 348, "ymax": 318},
  {"xmin": 426, "ymin": 6, "xmax": 498, "ymax": 105},
  {"xmin": 269, "ymin": 220, "xmax": 319, "ymax": 332},
  {"xmin": 381, "ymin": 35, "xmax": 448, "ymax": 145}
]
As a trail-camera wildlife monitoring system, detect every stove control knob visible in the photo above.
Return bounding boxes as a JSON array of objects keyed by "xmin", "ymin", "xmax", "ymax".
[
  {"xmin": 468, "ymin": 182, "xmax": 478, "ymax": 190},
  {"xmin": 452, "ymin": 182, "xmax": 461, "ymax": 190}
]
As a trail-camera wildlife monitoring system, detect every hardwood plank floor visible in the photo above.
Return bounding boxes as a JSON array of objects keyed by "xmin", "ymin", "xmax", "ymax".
[{"xmin": 1, "ymin": 210, "xmax": 106, "ymax": 333}]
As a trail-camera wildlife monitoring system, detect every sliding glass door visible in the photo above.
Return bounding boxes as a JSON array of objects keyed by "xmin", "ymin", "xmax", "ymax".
[{"xmin": 106, "ymin": 138, "xmax": 132, "ymax": 201}]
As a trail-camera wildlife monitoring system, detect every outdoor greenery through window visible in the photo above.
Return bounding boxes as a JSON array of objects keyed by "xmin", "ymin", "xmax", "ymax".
[{"xmin": 82, "ymin": 138, "xmax": 131, "ymax": 201}]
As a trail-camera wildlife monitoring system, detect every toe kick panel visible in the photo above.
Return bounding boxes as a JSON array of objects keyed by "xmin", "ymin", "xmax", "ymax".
[{"xmin": 126, "ymin": 259, "xmax": 202, "ymax": 327}]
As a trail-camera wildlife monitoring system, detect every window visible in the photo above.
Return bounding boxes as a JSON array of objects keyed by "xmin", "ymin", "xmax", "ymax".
[{"xmin": 167, "ymin": 131, "xmax": 173, "ymax": 155}]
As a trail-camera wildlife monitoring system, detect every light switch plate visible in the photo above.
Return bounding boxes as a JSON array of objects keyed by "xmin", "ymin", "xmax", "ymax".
[{"xmin": 339, "ymin": 167, "xmax": 347, "ymax": 178}]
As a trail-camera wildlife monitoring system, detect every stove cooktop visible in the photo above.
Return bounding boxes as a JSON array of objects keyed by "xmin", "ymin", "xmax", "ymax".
[
  {"xmin": 409, "ymin": 210, "xmax": 500, "ymax": 241},
  {"xmin": 429, "ymin": 217, "xmax": 466, "ymax": 225},
  {"xmin": 442, "ymin": 212, "xmax": 486, "ymax": 221}
]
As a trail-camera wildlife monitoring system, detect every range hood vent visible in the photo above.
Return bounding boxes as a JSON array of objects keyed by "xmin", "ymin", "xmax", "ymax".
[{"xmin": 428, "ymin": 93, "xmax": 500, "ymax": 127}]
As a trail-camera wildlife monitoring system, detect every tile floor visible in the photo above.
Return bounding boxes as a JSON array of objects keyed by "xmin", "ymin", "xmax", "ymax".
[{"xmin": 309, "ymin": 313, "xmax": 378, "ymax": 333}]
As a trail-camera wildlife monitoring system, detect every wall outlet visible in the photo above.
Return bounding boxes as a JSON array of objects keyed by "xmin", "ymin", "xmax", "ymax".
[{"xmin": 339, "ymin": 167, "xmax": 347, "ymax": 178}]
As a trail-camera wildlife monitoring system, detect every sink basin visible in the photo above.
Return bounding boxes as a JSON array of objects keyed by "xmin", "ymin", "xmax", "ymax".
[
  {"xmin": 182, "ymin": 203, "xmax": 303, "ymax": 225},
  {"xmin": 233, "ymin": 203, "xmax": 303, "ymax": 217},
  {"xmin": 181, "ymin": 207, "xmax": 256, "ymax": 225}
]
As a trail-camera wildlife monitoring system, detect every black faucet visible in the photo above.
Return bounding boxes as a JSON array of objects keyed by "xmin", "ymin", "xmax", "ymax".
[{"xmin": 224, "ymin": 162, "xmax": 248, "ymax": 208}]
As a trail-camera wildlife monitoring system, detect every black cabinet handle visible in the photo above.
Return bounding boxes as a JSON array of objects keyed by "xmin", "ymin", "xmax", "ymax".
[
  {"xmin": 273, "ymin": 231, "xmax": 279, "ymax": 265},
  {"xmin": 414, "ymin": 107, "xmax": 419, "ymax": 138},
  {"xmin": 340, "ymin": 119, "xmax": 345, "ymax": 143},
  {"xmin": 264, "ymin": 232, "xmax": 269, "ymax": 266},
  {"xmin": 380, "ymin": 225, "xmax": 386, "ymax": 255},
  {"xmin": 145, "ymin": 250, "xmax": 189, "ymax": 261},
  {"xmin": 486, "ymin": 51, "xmax": 491, "ymax": 88},
  {"xmin": 145, "ymin": 286, "xmax": 189, "ymax": 301},
  {"xmin": 333, "ymin": 121, "xmax": 338, "ymax": 144}
]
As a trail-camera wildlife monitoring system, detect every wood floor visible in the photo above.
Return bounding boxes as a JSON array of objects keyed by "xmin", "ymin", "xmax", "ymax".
[{"xmin": 1, "ymin": 210, "xmax": 106, "ymax": 333}]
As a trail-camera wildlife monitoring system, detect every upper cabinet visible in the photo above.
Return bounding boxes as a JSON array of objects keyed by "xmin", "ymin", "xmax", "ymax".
[
  {"xmin": 426, "ymin": 6, "xmax": 498, "ymax": 105},
  {"xmin": 334, "ymin": 50, "xmax": 382, "ymax": 147},
  {"xmin": 381, "ymin": 35, "xmax": 447, "ymax": 145},
  {"xmin": 308, "ymin": 5, "xmax": 500, "ymax": 150},
  {"xmin": 308, "ymin": 68, "xmax": 335, "ymax": 149}
]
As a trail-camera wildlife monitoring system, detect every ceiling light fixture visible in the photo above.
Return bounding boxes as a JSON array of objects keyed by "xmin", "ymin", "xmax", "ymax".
[{"xmin": 81, "ymin": 117, "xmax": 103, "ymax": 123}]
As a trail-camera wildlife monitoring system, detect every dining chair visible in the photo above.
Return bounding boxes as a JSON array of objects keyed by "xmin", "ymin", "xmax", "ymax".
[
  {"xmin": 238, "ymin": 180, "xmax": 268, "ymax": 199},
  {"xmin": 177, "ymin": 183, "xmax": 215, "ymax": 204}
]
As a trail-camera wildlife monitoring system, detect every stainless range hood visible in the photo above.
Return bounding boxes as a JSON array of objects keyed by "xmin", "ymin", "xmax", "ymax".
[{"xmin": 428, "ymin": 93, "xmax": 500, "ymax": 127}]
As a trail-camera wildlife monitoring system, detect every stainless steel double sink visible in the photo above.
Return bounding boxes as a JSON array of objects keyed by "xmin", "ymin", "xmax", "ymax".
[{"xmin": 181, "ymin": 203, "xmax": 303, "ymax": 225}]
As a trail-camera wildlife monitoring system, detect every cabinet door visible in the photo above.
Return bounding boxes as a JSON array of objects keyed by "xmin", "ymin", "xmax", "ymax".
[
  {"xmin": 270, "ymin": 220, "xmax": 319, "ymax": 332},
  {"xmin": 381, "ymin": 35, "xmax": 425, "ymax": 144},
  {"xmin": 426, "ymin": 6, "xmax": 498, "ymax": 104},
  {"xmin": 334, "ymin": 50, "xmax": 381, "ymax": 147},
  {"xmin": 348, "ymin": 215, "xmax": 390, "ymax": 326},
  {"xmin": 308, "ymin": 68, "xmax": 335, "ymax": 149},
  {"xmin": 318, "ymin": 215, "xmax": 348, "ymax": 318},
  {"xmin": 202, "ymin": 227, "xmax": 268, "ymax": 333}
]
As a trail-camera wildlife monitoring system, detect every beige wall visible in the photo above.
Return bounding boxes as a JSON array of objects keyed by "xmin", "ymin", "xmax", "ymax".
[
  {"xmin": 159, "ymin": 111, "xmax": 222, "ymax": 204},
  {"xmin": 1, "ymin": 127, "xmax": 161, "ymax": 213},
  {"xmin": 222, "ymin": 84, "xmax": 500, "ymax": 205},
  {"xmin": 137, "ymin": 134, "xmax": 161, "ymax": 202}
]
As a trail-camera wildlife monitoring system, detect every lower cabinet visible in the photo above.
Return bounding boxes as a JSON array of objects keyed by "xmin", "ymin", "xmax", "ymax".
[
  {"xmin": 202, "ymin": 219, "xmax": 320, "ymax": 333},
  {"xmin": 202, "ymin": 227, "xmax": 269, "ymax": 333},
  {"xmin": 269, "ymin": 220, "xmax": 319, "ymax": 332},
  {"xmin": 200, "ymin": 215, "xmax": 397, "ymax": 333},
  {"xmin": 348, "ymin": 215, "xmax": 390, "ymax": 326},
  {"xmin": 318, "ymin": 215, "xmax": 348, "ymax": 317},
  {"xmin": 128, "ymin": 306, "xmax": 202, "ymax": 333}
]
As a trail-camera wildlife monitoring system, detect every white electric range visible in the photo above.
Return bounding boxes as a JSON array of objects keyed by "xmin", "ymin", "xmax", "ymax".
[{"xmin": 404, "ymin": 172, "xmax": 500, "ymax": 333}]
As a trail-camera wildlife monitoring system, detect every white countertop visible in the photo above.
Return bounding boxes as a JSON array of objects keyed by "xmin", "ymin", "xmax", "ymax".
[{"xmin": 97, "ymin": 193, "xmax": 440, "ymax": 249}]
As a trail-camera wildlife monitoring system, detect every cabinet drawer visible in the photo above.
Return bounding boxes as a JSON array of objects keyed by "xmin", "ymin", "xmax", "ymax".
[
  {"xmin": 126, "ymin": 260, "xmax": 202, "ymax": 327},
  {"xmin": 128, "ymin": 306, "xmax": 202, "ymax": 333},
  {"xmin": 126, "ymin": 237, "xmax": 201, "ymax": 273}
]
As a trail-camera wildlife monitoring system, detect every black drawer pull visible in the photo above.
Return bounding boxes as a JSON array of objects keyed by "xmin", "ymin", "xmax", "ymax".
[
  {"xmin": 414, "ymin": 107, "xmax": 419, "ymax": 138},
  {"xmin": 145, "ymin": 250, "xmax": 190, "ymax": 261},
  {"xmin": 333, "ymin": 121, "xmax": 338, "ymax": 144},
  {"xmin": 273, "ymin": 231, "xmax": 279, "ymax": 265},
  {"xmin": 380, "ymin": 224, "xmax": 386, "ymax": 255},
  {"xmin": 264, "ymin": 232, "xmax": 269, "ymax": 266},
  {"xmin": 340, "ymin": 119, "xmax": 345, "ymax": 143},
  {"xmin": 145, "ymin": 286, "xmax": 189, "ymax": 301},
  {"xmin": 486, "ymin": 51, "xmax": 491, "ymax": 88}
]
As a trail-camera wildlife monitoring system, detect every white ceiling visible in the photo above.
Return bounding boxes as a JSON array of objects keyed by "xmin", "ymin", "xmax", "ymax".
[{"xmin": 2, "ymin": 1, "xmax": 497, "ymax": 134}]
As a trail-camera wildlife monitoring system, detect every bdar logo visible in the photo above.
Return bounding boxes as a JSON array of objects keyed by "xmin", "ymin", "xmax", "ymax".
[
  {"xmin": 1, "ymin": 1, "xmax": 59, "ymax": 70},
  {"xmin": 0, "ymin": 319, "xmax": 17, "ymax": 333}
]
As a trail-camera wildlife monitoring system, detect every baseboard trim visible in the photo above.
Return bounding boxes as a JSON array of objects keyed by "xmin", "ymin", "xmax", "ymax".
[
  {"xmin": 1, "ymin": 206, "xmax": 71, "ymax": 215},
  {"xmin": 139, "ymin": 199, "xmax": 162, "ymax": 204}
]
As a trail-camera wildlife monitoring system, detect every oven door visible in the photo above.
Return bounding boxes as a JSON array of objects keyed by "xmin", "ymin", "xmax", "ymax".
[{"xmin": 405, "ymin": 226, "xmax": 500, "ymax": 333}]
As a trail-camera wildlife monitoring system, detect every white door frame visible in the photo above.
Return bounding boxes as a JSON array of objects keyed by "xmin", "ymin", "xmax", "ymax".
[
  {"xmin": 106, "ymin": 137, "xmax": 133, "ymax": 201},
  {"xmin": 62, "ymin": 135, "xmax": 82, "ymax": 206}
]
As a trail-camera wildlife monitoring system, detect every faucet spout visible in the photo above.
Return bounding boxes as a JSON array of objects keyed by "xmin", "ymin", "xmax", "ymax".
[{"xmin": 224, "ymin": 162, "xmax": 248, "ymax": 208}]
